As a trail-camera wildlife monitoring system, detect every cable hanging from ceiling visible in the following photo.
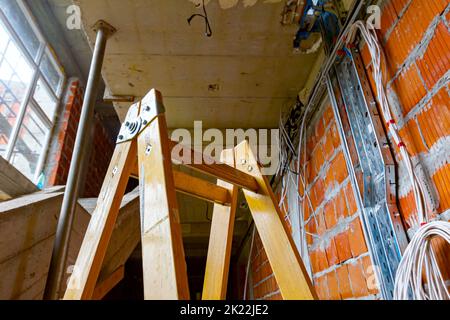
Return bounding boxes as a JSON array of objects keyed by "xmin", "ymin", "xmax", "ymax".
[{"xmin": 187, "ymin": 0, "xmax": 213, "ymax": 37}]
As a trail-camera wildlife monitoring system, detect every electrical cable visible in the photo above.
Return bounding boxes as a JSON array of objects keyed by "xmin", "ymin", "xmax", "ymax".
[
  {"xmin": 187, "ymin": 0, "xmax": 212, "ymax": 37},
  {"xmin": 344, "ymin": 21, "xmax": 450, "ymax": 300}
]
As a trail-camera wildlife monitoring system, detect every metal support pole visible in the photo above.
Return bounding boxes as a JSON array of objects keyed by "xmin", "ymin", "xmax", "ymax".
[{"xmin": 44, "ymin": 20, "xmax": 116, "ymax": 300}]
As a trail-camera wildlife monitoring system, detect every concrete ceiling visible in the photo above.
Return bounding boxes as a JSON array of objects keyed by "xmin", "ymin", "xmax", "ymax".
[{"xmin": 75, "ymin": 0, "xmax": 320, "ymax": 129}]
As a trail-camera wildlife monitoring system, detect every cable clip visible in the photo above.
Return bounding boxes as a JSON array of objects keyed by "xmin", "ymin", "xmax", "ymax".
[
  {"xmin": 386, "ymin": 119, "xmax": 395, "ymax": 128},
  {"xmin": 337, "ymin": 49, "xmax": 346, "ymax": 57},
  {"xmin": 386, "ymin": 119, "xmax": 396, "ymax": 127}
]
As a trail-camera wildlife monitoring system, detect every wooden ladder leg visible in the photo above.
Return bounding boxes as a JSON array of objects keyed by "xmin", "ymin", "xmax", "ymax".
[
  {"xmin": 234, "ymin": 140, "xmax": 317, "ymax": 300},
  {"xmin": 137, "ymin": 112, "xmax": 190, "ymax": 300},
  {"xmin": 202, "ymin": 149, "xmax": 239, "ymax": 300},
  {"xmin": 64, "ymin": 139, "xmax": 137, "ymax": 300}
]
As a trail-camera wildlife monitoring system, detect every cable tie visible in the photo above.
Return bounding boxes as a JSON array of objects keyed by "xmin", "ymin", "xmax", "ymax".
[
  {"xmin": 343, "ymin": 47, "xmax": 352, "ymax": 58},
  {"xmin": 337, "ymin": 49, "xmax": 346, "ymax": 57},
  {"xmin": 386, "ymin": 119, "xmax": 396, "ymax": 127}
]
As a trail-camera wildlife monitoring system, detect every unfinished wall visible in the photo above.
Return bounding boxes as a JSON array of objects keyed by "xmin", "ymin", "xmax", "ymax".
[
  {"xmin": 361, "ymin": 0, "xmax": 450, "ymax": 283},
  {"xmin": 249, "ymin": 0, "xmax": 450, "ymax": 300},
  {"xmin": 249, "ymin": 101, "xmax": 379, "ymax": 300},
  {"xmin": 44, "ymin": 79, "xmax": 114, "ymax": 197},
  {"xmin": 362, "ymin": 0, "xmax": 450, "ymax": 229}
]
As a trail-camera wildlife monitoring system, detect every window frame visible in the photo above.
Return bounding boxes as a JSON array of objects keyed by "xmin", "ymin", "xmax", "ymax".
[{"xmin": 0, "ymin": 0, "xmax": 65, "ymax": 183}]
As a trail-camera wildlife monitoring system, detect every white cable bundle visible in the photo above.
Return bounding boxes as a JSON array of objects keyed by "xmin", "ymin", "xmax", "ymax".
[
  {"xmin": 346, "ymin": 21, "xmax": 427, "ymax": 223},
  {"xmin": 345, "ymin": 21, "xmax": 450, "ymax": 300},
  {"xmin": 394, "ymin": 221, "xmax": 450, "ymax": 300}
]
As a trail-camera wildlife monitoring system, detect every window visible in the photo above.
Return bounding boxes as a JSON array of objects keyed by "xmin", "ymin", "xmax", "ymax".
[{"xmin": 0, "ymin": 0, "xmax": 64, "ymax": 182}]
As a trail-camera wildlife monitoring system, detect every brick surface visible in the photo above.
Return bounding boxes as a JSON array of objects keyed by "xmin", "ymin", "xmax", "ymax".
[
  {"xmin": 334, "ymin": 190, "xmax": 349, "ymax": 219},
  {"xmin": 335, "ymin": 231, "xmax": 353, "ymax": 263},
  {"xmin": 391, "ymin": 0, "xmax": 410, "ymax": 15},
  {"xmin": 399, "ymin": 190, "xmax": 417, "ymax": 228},
  {"xmin": 315, "ymin": 275, "xmax": 329, "ymax": 300},
  {"xmin": 311, "ymin": 248, "xmax": 329, "ymax": 274},
  {"xmin": 316, "ymin": 208, "xmax": 327, "ymax": 236},
  {"xmin": 313, "ymin": 178, "xmax": 325, "ymax": 208},
  {"xmin": 325, "ymin": 238, "xmax": 339, "ymax": 267},
  {"xmin": 331, "ymin": 152, "xmax": 348, "ymax": 184},
  {"xmin": 344, "ymin": 181, "xmax": 358, "ymax": 215},
  {"xmin": 324, "ymin": 200, "xmax": 337, "ymax": 230},
  {"xmin": 385, "ymin": 0, "xmax": 447, "ymax": 70},
  {"xmin": 391, "ymin": 64, "xmax": 427, "ymax": 116},
  {"xmin": 44, "ymin": 79, "xmax": 114, "ymax": 197},
  {"xmin": 329, "ymin": 122, "xmax": 341, "ymax": 149},
  {"xmin": 323, "ymin": 105, "xmax": 334, "ymax": 127},
  {"xmin": 380, "ymin": 0, "xmax": 399, "ymax": 39},
  {"xmin": 416, "ymin": 87, "xmax": 450, "ymax": 148},
  {"xmin": 348, "ymin": 218, "xmax": 368, "ymax": 257},
  {"xmin": 347, "ymin": 260, "xmax": 369, "ymax": 298},
  {"xmin": 399, "ymin": 118, "xmax": 428, "ymax": 155},
  {"xmin": 272, "ymin": 0, "xmax": 450, "ymax": 301},
  {"xmin": 432, "ymin": 164, "xmax": 450, "ymax": 212},
  {"xmin": 361, "ymin": 255, "xmax": 380, "ymax": 295},
  {"xmin": 336, "ymin": 265, "xmax": 353, "ymax": 299},
  {"xmin": 326, "ymin": 270, "xmax": 341, "ymax": 300},
  {"xmin": 305, "ymin": 218, "xmax": 317, "ymax": 245},
  {"xmin": 417, "ymin": 22, "xmax": 450, "ymax": 89}
]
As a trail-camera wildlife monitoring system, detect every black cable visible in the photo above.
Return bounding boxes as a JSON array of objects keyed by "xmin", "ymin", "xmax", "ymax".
[{"xmin": 187, "ymin": 0, "xmax": 212, "ymax": 37}]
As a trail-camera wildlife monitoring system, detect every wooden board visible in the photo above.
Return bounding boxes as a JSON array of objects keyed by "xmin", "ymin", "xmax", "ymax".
[
  {"xmin": 234, "ymin": 141, "xmax": 317, "ymax": 300},
  {"xmin": 137, "ymin": 113, "xmax": 190, "ymax": 300},
  {"xmin": 64, "ymin": 140, "xmax": 137, "ymax": 300},
  {"xmin": 202, "ymin": 148, "xmax": 239, "ymax": 300},
  {"xmin": 0, "ymin": 186, "xmax": 140, "ymax": 300},
  {"xmin": 0, "ymin": 156, "xmax": 38, "ymax": 201},
  {"xmin": 169, "ymin": 140, "xmax": 259, "ymax": 193},
  {"xmin": 172, "ymin": 170, "xmax": 232, "ymax": 206},
  {"xmin": 131, "ymin": 162, "xmax": 232, "ymax": 205},
  {"xmin": 92, "ymin": 265, "xmax": 124, "ymax": 300}
]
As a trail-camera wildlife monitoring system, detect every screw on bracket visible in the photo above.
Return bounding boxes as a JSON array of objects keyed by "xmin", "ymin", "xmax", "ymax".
[{"xmin": 145, "ymin": 144, "xmax": 152, "ymax": 155}]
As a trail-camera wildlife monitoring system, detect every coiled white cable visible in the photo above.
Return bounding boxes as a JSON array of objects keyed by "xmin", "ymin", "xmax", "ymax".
[
  {"xmin": 394, "ymin": 221, "xmax": 450, "ymax": 300},
  {"xmin": 345, "ymin": 21, "xmax": 450, "ymax": 300}
]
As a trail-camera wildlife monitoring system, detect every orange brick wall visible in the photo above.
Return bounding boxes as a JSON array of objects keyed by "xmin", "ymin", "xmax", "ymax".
[
  {"xmin": 361, "ymin": 0, "xmax": 450, "ymax": 230},
  {"xmin": 361, "ymin": 0, "xmax": 450, "ymax": 288},
  {"xmin": 301, "ymin": 104, "xmax": 379, "ymax": 300},
  {"xmin": 249, "ymin": 102, "xmax": 379, "ymax": 300},
  {"xmin": 44, "ymin": 78, "xmax": 115, "ymax": 197},
  {"xmin": 249, "ymin": 0, "xmax": 450, "ymax": 300},
  {"xmin": 249, "ymin": 232, "xmax": 281, "ymax": 300}
]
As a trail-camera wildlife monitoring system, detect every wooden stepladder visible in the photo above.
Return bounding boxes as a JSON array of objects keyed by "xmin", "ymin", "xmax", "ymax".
[{"xmin": 64, "ymin": 89, "xmax": 317, "ymax": 300}]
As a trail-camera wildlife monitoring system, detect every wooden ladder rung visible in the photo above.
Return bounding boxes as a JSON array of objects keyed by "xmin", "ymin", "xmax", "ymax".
[
  {"xmin": 131, "ymin": 162, "xmax": 233, "ymax": 205},
  {"xmin": 169, "ymin": 140, "xmax": 259, "ymax": 193},
  {"xmin": 172, "ymin": 170, "xmax": 232, "ymax": 205}
]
